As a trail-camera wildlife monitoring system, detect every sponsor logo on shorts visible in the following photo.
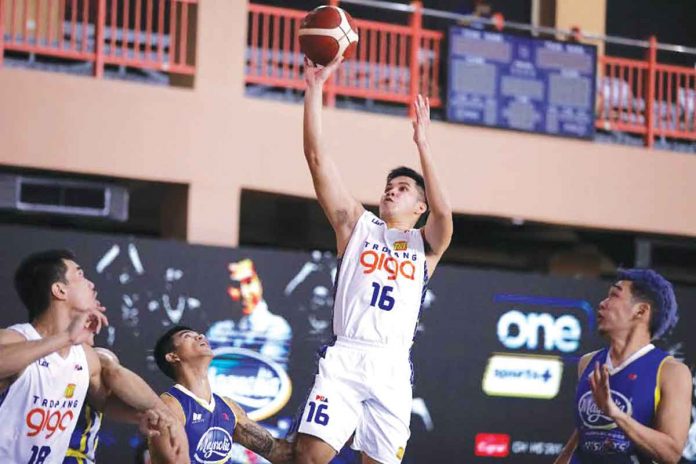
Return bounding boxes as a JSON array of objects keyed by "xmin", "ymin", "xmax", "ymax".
[
  {"xmin": 577, "ymin": 390, "xmax": 632, "ymax": 430},
  {"xmin": 475, "ymin": 433, "xmax": 510, "ymax": 457},
  {"xmin": 208, "ymin": 347, "xmax": 292, "ymax": 421},
  {"xmin": 482, "ymin": 353, "xmax": 563, "ymax": 399}
]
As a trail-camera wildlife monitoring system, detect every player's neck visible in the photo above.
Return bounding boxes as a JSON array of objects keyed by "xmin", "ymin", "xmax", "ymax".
[
  {"xmin": 607, "ymin": 330, "xmax": 652, "ymax": 366},
  {"xmin": 33, "ymin": 307, "xmax": 73, "ymax": 357},
  {"xmin": 177, "ymin": 362, "xmax": 213, "ymax": 403},
  {"xmin": 383, "ymin": 215, "xmax": 416, "ymax": 231}
]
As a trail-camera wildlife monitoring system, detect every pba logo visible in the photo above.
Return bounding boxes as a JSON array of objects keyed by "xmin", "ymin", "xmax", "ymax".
[
  {"xmin": 194, "ymin": 426, "xmax": 233, "ymax": 463},
  {"xmin": 475, "ymin": 433, "xmax": 510, "ymax": 457},
  {"xmin": 208, "ymin": 347, "xmax": 292, "ymax": 421},
  {"xmin": 578, "ymin": 390, "xmax": 633, "ymax": 430},
  {"xmin": 64, "ymin": 384, "xmax": 76, "ymax": 399},
  {"xmin": 494, "ymin": 294, "xmax": 595, "ymax": 354}
]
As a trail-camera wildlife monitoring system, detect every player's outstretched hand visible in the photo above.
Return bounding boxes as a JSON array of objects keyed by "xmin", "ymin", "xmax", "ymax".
[
  {"xmin": 304, "ymin": 55, "xmax": 343, "ymax": 89},
  {"xmin": 67, "ymin": 307, "xmax": 109, "ymax": 345},
  {"xmin": 412, "ymin": 93, "xmax": 431, "ymax": 147},
  {"xmin": 138, "ymin": 407, "xmax": 176, "ymax": 439},
  {"xmin": 589, "ymin": 362, "xmax": 620, "ymax": 420}
]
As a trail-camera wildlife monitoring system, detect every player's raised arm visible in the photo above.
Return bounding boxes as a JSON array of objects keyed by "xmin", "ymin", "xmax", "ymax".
[
  {"xmin": 412, "ymin": 94, "xmax": 453, "ymax": 274},
  {"xmin": 304, "ymin": 56, "xmax": 364, "ymax": 254}
]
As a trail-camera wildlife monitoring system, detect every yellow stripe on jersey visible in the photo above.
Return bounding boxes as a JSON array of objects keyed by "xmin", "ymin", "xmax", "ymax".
[
  {"xmin": 654, "ymin": 355, "xmax": 672, "ymax": 412},
  {"xmin": 79, "ymin": 403, "xmax": 94, "ymax": 453}
]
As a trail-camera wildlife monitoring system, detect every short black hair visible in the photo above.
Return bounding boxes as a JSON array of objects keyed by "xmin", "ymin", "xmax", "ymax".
[
  {"xmin": 14, "ymin": 249, "xmax": 76, "ymax": 321},
  {"xmin": 387, "ymin": 166, "xmax": 427, "ymax": 206},
  {"xmin": 154, "ymin": 325, "xmax": 194, "ymax": 380},
  {"xmin": 618, "ymin": 268, "xmax": 677, "ymax": 340}
]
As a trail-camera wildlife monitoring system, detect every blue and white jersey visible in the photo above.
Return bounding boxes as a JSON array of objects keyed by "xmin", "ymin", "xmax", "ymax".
[
  {"xmin": 333, "ymin": 211, "xmax": 428, "ymax": 347},
  {"xmin": 64, "ymin": 403, "xmax": 102, "ymax": 463},
  {"xmin": 572, "ymin": 344, "xmax": 671, "ymax": 464},
  {"xmin": 0, "ymin": 323, "xmax": 89, "ymax": 464},
  {"xmin": 164, "ymin": 384, "xmax": 237, "ymax": 464}
]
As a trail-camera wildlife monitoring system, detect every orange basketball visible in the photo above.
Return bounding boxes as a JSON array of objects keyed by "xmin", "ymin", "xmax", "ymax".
[{"xmin": 299, "ymin": 6, "xmax": 359, "ymax": 67}]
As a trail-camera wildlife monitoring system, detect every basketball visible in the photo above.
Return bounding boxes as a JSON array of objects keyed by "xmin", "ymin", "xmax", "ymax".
[{"xmin": 299, "ymin": 6, "xmax": 359, "ymax": 67}]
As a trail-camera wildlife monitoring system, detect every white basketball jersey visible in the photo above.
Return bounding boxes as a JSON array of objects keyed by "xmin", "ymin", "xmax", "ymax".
[
  {"xmin": 0, "ymin": 323, "xmax": 90, "ymax": 464},
  {"xmin": 333, "ymin": 211, "xmax": 428, "ymax": 347}
]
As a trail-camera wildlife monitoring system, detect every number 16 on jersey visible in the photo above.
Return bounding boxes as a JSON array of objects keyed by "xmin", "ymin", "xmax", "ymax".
[{"xmin": 370, "ymin": 283, "xmax": 395, "ymax": 311}]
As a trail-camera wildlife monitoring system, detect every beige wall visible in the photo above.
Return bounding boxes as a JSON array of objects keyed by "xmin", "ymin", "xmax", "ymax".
[{"xmin": 1, "ymin": 0, "xmax": 695, "ymax": 247}]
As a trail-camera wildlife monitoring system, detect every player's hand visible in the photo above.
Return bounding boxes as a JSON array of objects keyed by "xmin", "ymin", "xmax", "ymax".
[
  {"xmin": 67, "ymin": 308, "xmax": 109, "ymax": 345},
  {"xmin": 412, "ymin": 94, "xmax": 431, "ymax": 147},
  {"xmin": 589, "ymin": 362, "xmax": 621, "ymax": 420},
  {"xmin": 138, "ymin": 407, "xmax": 175, "ymax": 439},
  {"xmin": 304, "ymin": 55, "xmax": 343, "ymax": 88}
]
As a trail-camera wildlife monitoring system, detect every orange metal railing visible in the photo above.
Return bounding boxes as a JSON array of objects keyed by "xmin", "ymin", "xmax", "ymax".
[
  {"xmin": 245, "ymin": 1, "xmax": 443, "ymax": 115},
  {"xmin": 0, "ymin": 0, "xmax": 196, "ymax": 77},
  {"xmin": 596, "ymin": 36, "xmax": 696, "ymax": 147}
]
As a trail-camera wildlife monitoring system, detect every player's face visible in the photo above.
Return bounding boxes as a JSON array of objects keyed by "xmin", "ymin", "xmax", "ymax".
[
  {"xmin": 173, "ymin": 330, "xmax": 213, "ymax": 361},
  {"xmin": 62, "ymin": 260, "xmax": 99, "ymax": 312},
  {"xmin": 379, "ymin": 176, "xmax": 426, "ymax": 220},
  {"xmin": 597, "ymin": 281, "xmax": 643, "ymax": 336}
]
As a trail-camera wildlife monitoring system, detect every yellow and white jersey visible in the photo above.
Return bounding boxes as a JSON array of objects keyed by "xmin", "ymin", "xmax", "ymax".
[
  {"xmin": 333, "ymin": 211, "xmax": 428, "ymax": 348},
  {"xmin": 0, "ymin": 323, "xmax": 89, "ymax": 464}
]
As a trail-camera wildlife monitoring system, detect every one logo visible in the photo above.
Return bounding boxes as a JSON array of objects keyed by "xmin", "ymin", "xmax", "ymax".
[
  {"xmin": 64, "ymin": 384, "xmax": 76, "ymax": 399},
  {"xmin": 482, "ymin": 353, "xmax": 563, "ymax": 399},
  {"xmin": 393, "ymin": 241, "xmax": 408, "ymax": 251},
  {"xmin": 194, "ymin": 427, "xmax": 233, "ymax": 463},
  {"xmin": 74, "ymin": 364, "xmax": 83, "ymax": 371},
  {"xmin": 396, "ymin": 446, "xmax": 405, "ymax": 460},
  {"xmin": 629, "ymin": 373, "xmax": 637, "ymax": 380},
  {"xmin": 208, "ymin": 347, "xmax": 292, "ymax": 421},
  {"xmin": 578, "ymin": 390, "xmax": 633, "ymax": 430},
  {"xmin": 192, "ymin": 412, "xmax": 203, "ymax": 423},
  {"xmin": 475, "ymin": 433, "xmax": 510, "ymax": 457},
  {"xmin": 38, "ymin": 359, "xmax": 49, "ymax": 368},
  {"xmin": 494, "ymin": 295, "xmax": 595, "ymax": 354},
  {"xmin": 315, "ymin": 395, "xmax": 328, "ymax": 403},
  {"xmin": 222, "ymin": 412, "xmax": 230, "ymax": 421}
]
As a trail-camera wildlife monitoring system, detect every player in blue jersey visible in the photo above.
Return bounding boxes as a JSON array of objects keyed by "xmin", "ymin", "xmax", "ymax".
[
  {"xmin": 554, "ymin": 268, "xmax": 692, "ymax": 464},
  {"xmin": 149, "ymin": 325, "xmax": 294, "ymax": 464}
]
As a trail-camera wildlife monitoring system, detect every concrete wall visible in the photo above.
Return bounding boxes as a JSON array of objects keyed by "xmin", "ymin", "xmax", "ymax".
[{"xmin": 1, "ymin": 0, "xmax": 695, "ymax": 247}]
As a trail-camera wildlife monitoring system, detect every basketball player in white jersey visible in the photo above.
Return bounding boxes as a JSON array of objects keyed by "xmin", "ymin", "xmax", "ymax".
[
  {"xmin": 293, "ymin": 56, "xmax": 453, "ymax": 464},
  {"xmin": 0, "ymin": 250, "xmax": 184, "ymax": 464}
]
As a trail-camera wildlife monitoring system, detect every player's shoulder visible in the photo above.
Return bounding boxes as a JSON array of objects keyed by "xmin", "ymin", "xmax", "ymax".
[
  {"xmin": 660, "ymin": 356, "xmax": 691, "ymax": 381},
  {"xmin": 0, "ymin": 327, "xmax": 27, "ymax": 345},
  {"xmin": 577, "ymin": 350, "xmax": 602, "ymax": 377},
  {"xmin": 160, "ymin": 391, "xmax": 187, "ymax": 423},
  {"xmin": 221, "ymin": 396, "xmax": 246, "ymax": 420},
  {"xmin": 94, "ymin": 347, "xmax": 120, "ymax": 368}
]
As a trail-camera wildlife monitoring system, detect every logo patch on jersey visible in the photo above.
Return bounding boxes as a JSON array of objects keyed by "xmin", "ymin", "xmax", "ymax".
[
  {"xmin": 194, "ymin": 426, "xmax": 233, "ymax": 463},
  {"xmin": 396, "ymin": 446, "xmax": 405, "ymax": 460},
  {"xmin": 578, "ymin": 390, "xmax": 633, "ymax": 430},
  {"xmin": 39, "ymin": 359, "xmax": 49, "ymax": 368},
  {"xmin": 393, "ymin": 241, "xmax": 408, "ymax": 251},
  {"xmin": 315, "ymin": 395, "xmax": 328, "ymax": 403},
  {"xmin": 629, "ymin": 373, "xmax": 637, "ymax": 380},
  {"xmin": 192, "ymin": 412, "xmax": 204, "ymax": 423},
  {"xmin": 64, "ymin": 384, "xmax": 76, "ymax": 398},
  {"xmin": 208, "ymin": 347, "xmax": 292, "ymax": 421},
  {"xmin": 74, "ymin": 364, "xmax": 83, "ymax": 371}
]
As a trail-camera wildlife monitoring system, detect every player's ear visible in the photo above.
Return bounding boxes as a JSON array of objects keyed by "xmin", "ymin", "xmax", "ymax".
[
  {"xmin": 417, "ymin": 201, "xmax": 427, "ymax": 215},
  {"xmin": 51, "ymin": 282, "xmax": 68, "ymax": 301},
  {"xmin": 165, "ymin": 352, "xmax": 180, "ymax": 364}
]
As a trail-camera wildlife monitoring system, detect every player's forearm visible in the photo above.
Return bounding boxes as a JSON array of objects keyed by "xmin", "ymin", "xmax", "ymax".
[
  {"xmin": 102, "ymin": 395, "xmax": 141, "ymax": 424},
  {"xmin": 303, "ymin": 86, "xmax": 325, "ymax": 167},
  {"xmin": 265, "ymin": 439, "xmax": 294, "ymax": 464},
  {"xmin": 553, "ymin": 429, "xmax": 578, "ymax": 464},
  {"xmin": 612, "ymin": 410, "xmax": 684, "ymax": 463},
  {"xmin": 0, "ymin": 333, "xmax": 71, "ymax": 379},
  {"xmin": 417, "ymin": 141, "xmax": 452, "ymax": 220},
  {"xmin": 102, "ymin": 365, "xmax": 161, "ymax": 411}
]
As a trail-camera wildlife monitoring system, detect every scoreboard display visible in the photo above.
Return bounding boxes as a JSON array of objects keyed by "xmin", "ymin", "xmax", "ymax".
[{"xmin": 447, "ymin": 26, "xmax": 597, "ymax": 139}]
